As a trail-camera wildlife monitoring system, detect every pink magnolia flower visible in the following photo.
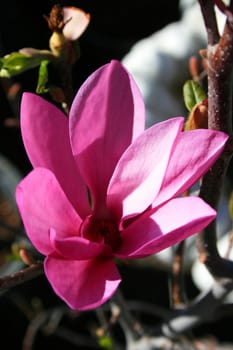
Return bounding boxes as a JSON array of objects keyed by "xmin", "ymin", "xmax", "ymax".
[{"xmin": 16, "ymin": 60, "xmax": 227, "ymax": 311}]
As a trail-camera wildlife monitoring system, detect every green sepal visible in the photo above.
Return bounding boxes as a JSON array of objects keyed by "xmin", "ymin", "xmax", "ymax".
[
  {"xmin": 36, "ymin": 60, "xmax": 50, "ymax": 94},
  {"xmin": 183, "ymin": 80, "xmax": 207, "ymax": 112}
]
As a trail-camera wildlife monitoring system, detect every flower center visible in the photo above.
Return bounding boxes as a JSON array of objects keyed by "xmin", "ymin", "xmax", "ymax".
[{"xmin": 80, "ymin": 215, "xmax": 122, "ymax": 252}]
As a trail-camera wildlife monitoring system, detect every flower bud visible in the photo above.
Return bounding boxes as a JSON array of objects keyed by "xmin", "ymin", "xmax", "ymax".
[
  {"xmin": 49, "ymin": 31, "xmax": 69, "ymax": 57},
  {"xmin": 185, "ymin": 99, "xmax": 208, "ymax": 131}
]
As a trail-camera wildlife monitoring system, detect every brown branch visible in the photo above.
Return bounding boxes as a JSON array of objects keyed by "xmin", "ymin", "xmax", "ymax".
[
  {"xmin": 196, "ymin": 0, "xmax": 233, "ymax": 278},
  {"xmin": 214, "ymin": 0, "xmax": 233, "ymax": 26},
  {"xmin": 207, "ymin": 23, "xmax": 233, "ymax": 132},
  {"xmin": 198, "ymin": 0, "xmax": 220, "ymax": 44},
  {"xmin": 197, "ymin": 143, "xmax": 233, "ymax": 277},
  {"xmin": 0, "ymin": 262, "xmax": 44, "ymax": 290}
]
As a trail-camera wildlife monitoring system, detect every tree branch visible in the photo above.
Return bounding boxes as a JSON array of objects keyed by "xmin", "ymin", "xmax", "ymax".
[
  {"xmin": 198, "ymin": 0, "xmax": 220, "ymax": 45},
  {"xmin": 0, "ymin": 262, "xmax": 44, "ymax": 290},
  {"xmin": 197, "ymin": 0, "xmax": 233, "ymax": 278},
  {"xmin": 159, "ymin": 279, "xmax": 233, "ymax": 337}
]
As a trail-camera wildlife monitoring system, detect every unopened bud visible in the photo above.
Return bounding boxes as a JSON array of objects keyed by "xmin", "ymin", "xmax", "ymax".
[
  {"xmin": 49, "ymin": 31, "xmax": 69, "ymax": 57},
  {"xmin": 19, "ymin": 248, "xmax": 35, "ymax": 265},
  {"xmin": 185, "ymin": 99, "xmax": 208, "ymax": 131},
  {"xmin": 189, "ymin": 56, "xmax": 199, "ymax": 80}
]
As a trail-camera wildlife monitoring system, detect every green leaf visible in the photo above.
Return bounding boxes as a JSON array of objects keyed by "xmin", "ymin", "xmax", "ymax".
[
  {"xmin": 36, "ymin": 60, "xmax": 50, "ymax": 94},
  {"xmin": 99, "ymin": 336, "xmax": 114, "ymax": 350},
  {"xmin": 183, "ymin": 80, "xmax": 207, "ymax": 112},
  {"xmin": 0, "ymin": 51, "xmax": 53, "ymax": 78}
]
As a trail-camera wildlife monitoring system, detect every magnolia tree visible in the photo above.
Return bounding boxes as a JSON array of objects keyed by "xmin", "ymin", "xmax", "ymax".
[{"xmin": 0, "ymin": 2, "xmax": 233, "ymax": 349}]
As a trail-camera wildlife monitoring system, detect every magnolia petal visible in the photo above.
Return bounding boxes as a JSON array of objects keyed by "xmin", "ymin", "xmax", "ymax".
[
  {"xmin": 45, "ymin": 256, "xmax": 121, "ymax": 310},
  {"xmin": 107, "ymin": 118, "xmax": 184, "ymax": 220},
  {"xmin": 49, "ymin": 228, "xmax": 104, "ymax": 260},
  {"xmin": 20, "ymin": 93, "xmax": 90, "ymax": 218},
  {"xmin": 116, "ymin": 197, "xmax": 216, "ymax": 258},
  {"xmin": 153, "ymin": 129, "xmax": 228, "ymax": 208},
  {"xmin": 63, "ymin": 7, "xmax": 90, "ymax": 41},
  {"xmin": 70, "ymin": 60, "xmax": 145, "ymax": 213},
  {"xmin": 16, "ymin": 168, "xmax": 82, "ymax": 255}
]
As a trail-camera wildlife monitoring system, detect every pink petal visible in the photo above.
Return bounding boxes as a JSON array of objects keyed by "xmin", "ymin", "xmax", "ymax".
[
  {"xmin": 49, "ymin": 228, "xmax": 104, "ymax": 260},
  {"xmin": 153, "ymin": 129, "xmax": 228, "ymax": 208},
  {"xmin": 20, "ymin": 93, "xmax": 90, "ymax": 218},
  {"xmin": 116, "ymin": 197, "xmax": 216, "ymax": 259},
  {"xmin": 70, "ymin": 60, "xmax": 145, "ymax": 214},
  {"xmin": 16, "ymin": 168, "xmax": 82, "ymax": 255},
  {"xmin": 63, "ymin": 7, "xmax": 90, "ymax": 41},
  {"xmin": 45, "ymin": 256, "xmax": 121, "ymax": 310},
  {"xmin": 107, "ymin": 118, "xmax": 184, "ymax": 220}
]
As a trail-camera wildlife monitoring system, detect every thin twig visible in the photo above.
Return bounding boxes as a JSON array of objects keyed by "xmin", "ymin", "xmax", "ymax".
[
  {"xmin": 0, "ymin": 261, "xmax": 43, "ymax": 290},
  {"xmin": 198, "ymin": 0, "xmax": 220, "ymax": 45},
  {"xmin": 157, "ymin": 279, "xmax": 233, "ymax": 338},
  {"xmin": 127, "ymin": 300, "xmax": 172, "ymax": 320},
  {"xmin": 170, "ymin": 241, "xmax": 187, "ymax": 308},
  {"xmin": 22, "ymin": 311, "xmax": 49, "ymax": 350},
  {"xmin": 111, "ymin": 290, "xmax": 144, "ymax": 341},
  {"xmin": 22, "ymin": 305, "xmax": 71, "ymax": 350}
]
